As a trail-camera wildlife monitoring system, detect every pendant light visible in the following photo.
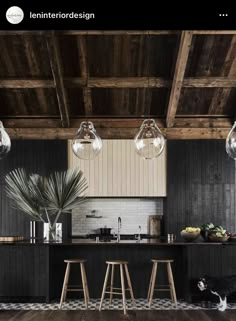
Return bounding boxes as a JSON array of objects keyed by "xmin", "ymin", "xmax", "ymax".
[
  {"xmin": 0, "ymin": 121, "xmax": 11, "ymax": 160},
  {"xmin": 134, "ymin": 119, "xmax": 165, "ymax": 159},
  {"xmin": 226, "ymin": 121, "xmax": 236, "ymax": 160},
  {"xmin": 72, "ymin": 121, "xmax": 102, "ymax": 160}
]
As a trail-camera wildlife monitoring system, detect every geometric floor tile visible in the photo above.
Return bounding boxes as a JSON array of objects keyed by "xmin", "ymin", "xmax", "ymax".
[{"xmin": 1, "ymin": 298, "xmax": 236, "ymax": 310}]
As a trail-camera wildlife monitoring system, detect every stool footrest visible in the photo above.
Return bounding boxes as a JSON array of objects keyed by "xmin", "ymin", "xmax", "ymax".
[
  {"xmin": 106, "ymin": 286, "xmax": 130, "ymax": 291},
  {"xmin": 67, "ymin": 288, "xmax": 84, "ymax": 292},
  {"xmin": 105, "ymin": 291, "xmax": 123, "ymax": 295},
  {"xmin": 154, "ymin": 288, "xmax": 171, "ymax": 292}
]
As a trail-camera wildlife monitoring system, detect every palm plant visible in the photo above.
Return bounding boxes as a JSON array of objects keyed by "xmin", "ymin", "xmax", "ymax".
[{"xmin": 5, "ymin": 168, "xmax": 88, "ymax": 237}]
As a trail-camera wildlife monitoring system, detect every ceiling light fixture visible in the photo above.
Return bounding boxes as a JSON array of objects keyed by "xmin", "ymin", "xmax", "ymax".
[
  {"xmin": 226, "ymin": 121, "xmax": 236, "ymax": 160},
  {"xmin": 134, "ymin": 119, "xmax": 165, "ymax": 160},
  {"xmin": 0, "ymin": 121, "xmax": 11, "ymax": 160},
  {"xmin": 71, "ymin": 121, "xmax": 102, "ymax": 160}
]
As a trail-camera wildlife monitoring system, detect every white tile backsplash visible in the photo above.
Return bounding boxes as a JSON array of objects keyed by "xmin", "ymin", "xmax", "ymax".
[{"xmin": 72, "ymin": 198, "xmax": 163, "ymax": 235}]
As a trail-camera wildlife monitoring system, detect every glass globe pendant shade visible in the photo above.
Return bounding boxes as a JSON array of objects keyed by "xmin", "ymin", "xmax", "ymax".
[
  {"xmin": 226, "ymin": 121, "xmax": 236, "ymax": 160},
  {"xmin": 0, "ymin": 121, "xmax": 11, "ymax": 160},
  {"xmin": 72, "ymin": 121, "xmax": 102, "ymax": 160},
  {"xmin": 134, "ymin": 119, "xmax": 165, "ymax": 159}
]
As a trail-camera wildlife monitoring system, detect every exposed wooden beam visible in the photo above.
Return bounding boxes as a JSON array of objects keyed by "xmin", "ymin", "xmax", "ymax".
[
  {"xmin": 208, "ymin": 36, "xmax": 236, "ymax": 115},
  {"xmin": 62, "ymin": 30, "xmax": 178, "ymax": 35},
  {"xmin": 183, "ymin": 77, "xmax": 236, "ymax": 88},
  {"xmin": 192, "ymin": 30, "xmax": 236, "ymax": 35},
  {"xmin": 166, "ymin": 31, "xmax": 193, "ymax": 127},
  {"xmin": 0, "ymin": 30, "xmax": 179, "ymax": 36},
  {"xmin": 2, "ymin": 77, "xmax": 236, "ymax": 89},
  {"xmin": 64, "ymin": 77, "xmax": 170, "ymax": 88},
  {"xmin": 77, "ymin": 36, "xmax": 93, "ymax": 115},
  {"xmin": 173, "ymin": 117, "xmax": 232, "ymax": 128},
  {"xmin": 1, "ymin": 30, "xmax": 236, "ymax": 36},
  {"xmin": 0, "ymin": 79, "xmax": 54, "ymax": 88},
  {"xmin": 6, "ymin": 127, "xmax": 230, "ymax": 140},
  {"xmin": 3, "ymin": 117, "xmax": 231, "ymax": 129},
  {"xmin": 3, "ymin": 118, "xmax": 165, "ymax": 128},
  {"xmin": 46, "ymin": 32, "xmax": 70, "ymax": 127}
]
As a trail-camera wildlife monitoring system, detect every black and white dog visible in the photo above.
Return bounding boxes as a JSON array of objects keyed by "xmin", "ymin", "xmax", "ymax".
[{"xmin": 198, "ymin": 276, "xmax": 236, "ymax": 311}]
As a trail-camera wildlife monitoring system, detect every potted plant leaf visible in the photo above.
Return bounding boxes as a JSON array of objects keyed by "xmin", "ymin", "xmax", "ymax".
[{"xmin": 5, "ymin": 167, "xmax": 88, "ymax": 241}]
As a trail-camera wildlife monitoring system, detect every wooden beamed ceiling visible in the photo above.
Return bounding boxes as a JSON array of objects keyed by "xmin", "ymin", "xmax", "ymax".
[{"xmin": 0, "ymin": 30, "xmax": 236, "ymax": 139}]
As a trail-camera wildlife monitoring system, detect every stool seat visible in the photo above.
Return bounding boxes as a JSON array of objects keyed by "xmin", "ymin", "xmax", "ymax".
[
  {"xmin": 64, "ymin": 259, "xmax": 86, "ymax": 263},
  {"xmin": 99, "ymin": 260, "xmax": 135, "ymax": 315},
  {"xmin": 147, "ymin": 259, "xmax": 177, "ymax": 307},
  {"xmin": 59, "ymin": 259, "xmax": 89, "ymax": 309},
  {"xmin": 151, "ymin": 259, "xmax": 174, "ymax": 263},
  {"xmin": 106, "ymin": 260, "xmax": 128, "ymax": 265}
]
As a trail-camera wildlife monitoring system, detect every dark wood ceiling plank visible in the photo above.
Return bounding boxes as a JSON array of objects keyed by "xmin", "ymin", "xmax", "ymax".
[
  {"xmin": 77, "ymin": 35, "xmax": 93, "ymax": 116},
  {"xmin": 46, "ymin": 32, "xmax": 70, "ymax": 127},
  {"xmin": 23, "ymin": 35, "xmax": 50, "ymax": 115},
  {"xmin": 166, "ymin": 31, "xmax": 193, "ymax": 127},
  {"xmin": 0, "ymin": 37, "xmax": 29, "ymax": 115},
  {"xmin": 208, "ymin": 35, "xmax": 236, "ymax": 115}
]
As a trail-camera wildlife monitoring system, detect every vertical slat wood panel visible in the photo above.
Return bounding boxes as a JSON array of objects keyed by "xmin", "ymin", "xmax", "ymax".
[
  {"xmin": 166, "ymin": 140, "xmax": 236, "ymax": 235},
  {"xmin": 68, "ymin": 140, "xmax": 166, "ymax": 197}
]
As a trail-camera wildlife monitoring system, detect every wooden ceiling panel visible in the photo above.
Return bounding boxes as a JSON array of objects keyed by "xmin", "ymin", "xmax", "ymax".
[
  {"xmin": 177, "ymin": 88, "xmax": 216, "ymax": 115},
  {"xmin": 58, "ymin": 35, "xmax": 81, "ymax": 77},
  {"xmin": 185, "ymin": 35, "xmax": 234, "ymax": 77},
  {"xmin": 66, "ymin": 88, "xmax": 85, "ymax": 116},
  {"xmin": 87, "ymin": 35, "xmax": 178, "ymax": 77},
  {"xmin": 0, "ymin": 35, "xmax": 52, "ymax": 78},
  {"xmin": 223, "ymin": 88, "xmax": 236, "ymax": 116},
  {"xmin": 0, "ymin": 89, "xmax": 59, "ymax": 116},
  {"xmin": 91, "ymin": 88, "xmax": 167, "ymax": 117}
]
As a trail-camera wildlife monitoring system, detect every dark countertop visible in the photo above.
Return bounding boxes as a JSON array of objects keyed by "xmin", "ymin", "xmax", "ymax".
[{"xmin": 0, "ymin": 239, "xmax": 236, "ymax": 245}]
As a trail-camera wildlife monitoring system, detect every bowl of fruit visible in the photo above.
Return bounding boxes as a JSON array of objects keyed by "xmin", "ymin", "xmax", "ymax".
[
  {"xmin": 180, "ymin": 227, "xmax": 201, "ymax": 242},
  {"xmin": 207, "ymin": 225, "xmax": 229, "ymax": 242}
]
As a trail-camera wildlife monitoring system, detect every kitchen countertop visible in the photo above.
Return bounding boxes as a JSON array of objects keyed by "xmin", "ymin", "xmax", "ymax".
[{"xmin": 0, "ymin": 239, "xmax": 236, "ymax": 245}]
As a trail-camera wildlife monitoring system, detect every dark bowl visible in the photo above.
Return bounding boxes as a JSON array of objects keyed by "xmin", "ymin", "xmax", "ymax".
[
  {"xmin": 229, "ymin": 236, "xmax": 236, "ymax": 243},
  {"xmin": 200, "ymin": 230, "xmax": 209, "ymax": 241}
]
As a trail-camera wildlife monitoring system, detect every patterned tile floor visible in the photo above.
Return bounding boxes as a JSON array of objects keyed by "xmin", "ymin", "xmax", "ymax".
[{"xmin": 1, "ymin": 299, "xmax": 236, "ymax": 311}]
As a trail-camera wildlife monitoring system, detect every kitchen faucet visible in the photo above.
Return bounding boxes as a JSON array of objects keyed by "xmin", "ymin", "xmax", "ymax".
[{"xmin": 117, "ymin": 217, "xmax": 122, "ymax": 242}]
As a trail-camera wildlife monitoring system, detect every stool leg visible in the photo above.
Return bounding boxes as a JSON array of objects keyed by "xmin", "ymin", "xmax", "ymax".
[
  {"xmin": 120, "ymin": 264, "xmax": 127, "ymax": 315},
  {"xmin": 109, "ymin": 264, "xmax": 115, "ymax": 305},
  {"xmin": 80, "ymin": 263, "xmax": 88, "ymax": 308},
  {"xmin": 124, "ymin": 264, "xmax": 136, "ymax": 307},
  {"xmin": 167, "ymin": 262, "xmax": 177, "ymax": 306},
  {"xmin": 99, "ymin": 264, "xmax": 110, "ymax": 311},
  {"xmin": 81, "ymin": 263, "xmax": 90, "ymax": 302},
  {"xmin": 59, "ymin": 262, "xmax": 70, "ymax": 309},
  {"xmin": 148, "ymin": 262, "xmax": 158, "ymax": 307},
  {"xmin": 147, "ymin": 263, "xmax": 155, "ymax": 301}
]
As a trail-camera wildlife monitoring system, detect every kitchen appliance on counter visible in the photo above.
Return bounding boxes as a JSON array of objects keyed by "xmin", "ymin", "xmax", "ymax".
[{"xmin": 148, "ymin": 215, "xmax": 162, "ymax": 237}]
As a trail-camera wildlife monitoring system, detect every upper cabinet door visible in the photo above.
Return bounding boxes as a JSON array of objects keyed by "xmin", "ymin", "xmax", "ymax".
[{"xmin": 68, "ymin": 140, "xmax": 166, "ymax": 197}]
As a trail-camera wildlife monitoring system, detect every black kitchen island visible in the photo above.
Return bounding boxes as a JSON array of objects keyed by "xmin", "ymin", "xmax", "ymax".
[{"xmin": 0, "ymin": 240, "xmax": 235, "ymax": 303}]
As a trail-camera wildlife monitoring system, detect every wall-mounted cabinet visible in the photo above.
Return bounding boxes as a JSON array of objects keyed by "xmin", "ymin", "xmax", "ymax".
[{"xmin": 68, "ymin": 140, "xmax": 166, "ymax": 197}]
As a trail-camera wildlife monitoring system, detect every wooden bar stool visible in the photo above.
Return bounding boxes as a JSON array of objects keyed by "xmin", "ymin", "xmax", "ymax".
[
  {"xmin": 59, "ymin": 259, "xmax": 90, "ymax": 309},
  {"xmin": 147, "ymin": 259, "xmax": 177, "ymax": 307},
  {"xmin": 99, "ymin": 260, "xmax": 136, "ymax": 315}
]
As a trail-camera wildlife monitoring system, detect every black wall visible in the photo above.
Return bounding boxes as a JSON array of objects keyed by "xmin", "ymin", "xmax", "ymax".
[
  {"xmin": 0, "ymin": 140, "xmax": 68, "ymax": 238},
  {"xmin": 165, "ymin": 140, "xmax": 236, "ymax": 236}
]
